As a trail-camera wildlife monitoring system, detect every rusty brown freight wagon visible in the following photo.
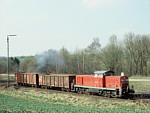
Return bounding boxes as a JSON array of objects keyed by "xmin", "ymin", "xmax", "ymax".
[
  {"xmin": 39, "ymin": 74, "xmax": 76, "ymax": 91},
  {"xmin": 15, "ymin": 73, "xmax": 39, "ymax": 87}
]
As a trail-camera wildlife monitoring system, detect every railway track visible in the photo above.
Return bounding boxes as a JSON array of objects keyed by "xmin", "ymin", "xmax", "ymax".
[{"xmin": 13, "ymin": 85, "xmax": 146, "ymax": 102}]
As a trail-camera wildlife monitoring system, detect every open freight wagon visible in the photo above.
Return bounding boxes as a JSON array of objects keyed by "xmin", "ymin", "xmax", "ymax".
[
  {"xmin": 39, "ymin": 74, "xmax": 76, "ymax": 91},
  {"xmin": 15, "ymin": 73, "xmax": 39, "ymax": 87},
  {"xmin": 15, "ymin": 73, "xmax": 76, "ymax": 91}
]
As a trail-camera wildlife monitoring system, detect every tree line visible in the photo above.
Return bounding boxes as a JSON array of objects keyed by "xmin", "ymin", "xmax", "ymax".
[{"xmin": 0, "ymin": 33, "xmax": 150, "ymax": 76}]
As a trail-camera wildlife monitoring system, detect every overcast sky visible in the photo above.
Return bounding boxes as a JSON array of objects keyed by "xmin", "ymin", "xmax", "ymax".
[{"xmin": 0, "ymin": 0, "xmax": 150, "ymax": 57}]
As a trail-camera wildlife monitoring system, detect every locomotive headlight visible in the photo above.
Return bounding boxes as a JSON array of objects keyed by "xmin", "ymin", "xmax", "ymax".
[
  {"xmin": 126, "ymin": 79, "xmax": 129, "ymax": 82},
  {"xmin": 121, "ymin": 78, "xmax": 124, "ymax": 82}
]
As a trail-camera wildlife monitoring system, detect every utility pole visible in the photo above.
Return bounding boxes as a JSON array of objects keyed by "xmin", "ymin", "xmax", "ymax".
[{"xmin": 7, "ymin": 35, "xmax": 17, "ymax": 87}]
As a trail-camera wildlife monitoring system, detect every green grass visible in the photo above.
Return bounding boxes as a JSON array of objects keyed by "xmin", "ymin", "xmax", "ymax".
[
  {"xmin": 129, "ymin": 76, "xmax": 150, "ymax": 79},
  {"xmin": 130, "ymin": 81, "xmax": 150, "ymax": 92},
  {"xmin": 0, "ymin": 94, "xmax": 149, "ymax": 113},
  {"xmin": 0, "ymin": 74, "xmax": 150, "ymax": 112}
]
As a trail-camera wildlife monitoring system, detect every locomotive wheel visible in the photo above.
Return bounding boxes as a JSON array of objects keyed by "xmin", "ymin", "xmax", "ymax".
[
  {"xmin": 98, "ymin": 90, "xmax": 103, "ymax": 96},
  {"xmin": 107, "ymin": 94, "xmax": 112, "ymax": 98},
  {"xmin": 102, "ymin": 91, "xmax": 107, "ymax": 97},
  {"xmin": 76, "ymin": 88, "xmax": 83, "ymax": 94},
  {"xmin": 76, "ymin": 88, "xmax": 80, "ymax": 94},
  {"xmin": 111, "ymin": 94, "xmax": 117, "ymax": 98},
  {"xmin": 84, "ymin": 89, "xmax": 89, "ymax": 95}
]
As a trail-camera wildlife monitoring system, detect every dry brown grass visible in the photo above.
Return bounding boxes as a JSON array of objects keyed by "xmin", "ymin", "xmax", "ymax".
[
  {"xmin": 0, "ymin": 74, "xmax": 150, "ymax": 111},
  {"xmin": 0, "ymin": 86, "xmax": 150, "ymax": 111}
]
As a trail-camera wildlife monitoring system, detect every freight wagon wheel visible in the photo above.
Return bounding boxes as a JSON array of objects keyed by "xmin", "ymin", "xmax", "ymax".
[
  {"xmin": 17, "ymin": 83, "xmax": 20, "ymax": 86},
  {"xmin": 66, "ymin": 88, "xmax": 70, "ymax": 92},
  {"xmin": 44, "ymin": 86, "xmax": 48, "ymax": 89},
  {"xmin": 61, "ymin": 88, "xmax": 64, "ymax": 91}
]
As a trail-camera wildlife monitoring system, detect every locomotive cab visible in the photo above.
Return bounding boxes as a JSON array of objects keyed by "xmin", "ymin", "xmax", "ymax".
[
  {"xmin": 94, "ymin": 70, "xmax": 115, "ymax": 77},
  {"xmin": 94, "ymin": 71, "xmax": 135, "ymax": 97}
]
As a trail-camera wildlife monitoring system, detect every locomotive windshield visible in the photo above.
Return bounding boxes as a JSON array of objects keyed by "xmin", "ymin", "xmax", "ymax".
[
  {"xmin": 104, "ymin": 72, "xmax": 114, "ymax": 76},
  {"xmin": 94, "ymin": 70, "xmax": 115, "ymax": 77}
]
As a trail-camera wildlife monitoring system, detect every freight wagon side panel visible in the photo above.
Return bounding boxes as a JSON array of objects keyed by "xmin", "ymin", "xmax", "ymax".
[
  {"xmin": 18, "ymin": 74, "xmax": 20, "ymax": 83},
  {"xmin": 33, "ymin": 74, "xmax": 36, "ymax": 84},
  {"xmin": 15, "ymin": 73, "xmax": 19, "ymax": 83},
  {"xmin": 27, "ymin": 74, "xmax": 30, "ymax": 84},
  {"xmin": 29, "ymin": 74, "xmax": 36, "ymax": 85},
  {"xmin": 43, "ymin": 76, "xmax": 46, "ymax": 85},
  {"xmin": 59, "ymin": 76, "xmax": 63, "ymax": 87},
  {"xmin": 51, "ymin": 76, "xmax": 54, "ymax": 86},
  {"xmin": 20, "ymin": 74, "xmax": 24, "ymax": 83},
  {"xmin": 39, "ymin": 74, "xmax": 76, "ymax": 89},
  {"xmin": 39, "ymin": 75, "xmax": 43, "ymax": 85},
  {"xmin": 46, "ymin": 76, "xmax": 50, "ymax": 86},
  {"xmin": 15, "ymin": 73, "xmax": 24, "ymax": 83},
  {"xmin": 64, "ymin": 76, "xmax": 69, "ymax": 88},
  {"xmin": 24, "ymin": 74, "xmax": 27, "ymax": 84},
  {"xmin": 18, "ymin": 73, "xmax": 22, "ymax": 83},
  {"xmin": 55, "ymin": 76, "xmax": 59, "ymax": 87},
  {"xmin": 29, "ymin": 74, "xmax": 32, "ymax": 84}
]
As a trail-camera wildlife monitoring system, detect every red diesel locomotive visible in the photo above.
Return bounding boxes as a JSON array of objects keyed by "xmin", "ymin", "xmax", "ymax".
[
  {"xmin": 15, "ymin": 70, "xmax": 134, "ymax": 97},
  {"xmin": 74, "ymin": 71, "xmax": 134, "ymax": 97}
]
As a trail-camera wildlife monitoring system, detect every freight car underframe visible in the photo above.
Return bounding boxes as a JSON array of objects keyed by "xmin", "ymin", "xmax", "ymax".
[
  {"xmin": 74, "ymin": 85, "xmax": 134, "ymax": 97},
  {"xmin": 17, "ymin": 82, "xmax": 73, "ymax": 92},
  {"xmin": 17, "ymin": 82, "xmax": 38, "ymax": 88}
]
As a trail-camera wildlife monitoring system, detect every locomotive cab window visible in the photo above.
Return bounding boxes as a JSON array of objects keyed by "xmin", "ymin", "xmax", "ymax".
[
  {"xmin": 99, "ymin": 74, "xmax": 102, "ymax": 78},
  {"xmin": 104, "ymin": 72, "xmax": 115, "ymax": 76},
  {"xmin": 94, "ymin": 74, "xmax": 98, "ymax": 77},
  {"xmin": 104, "ymin": 73, "xmax": 107, "ymax": 76},
  {"xmin": 109, "ymin": 72, "xmax": 115, "ymax": 76}
]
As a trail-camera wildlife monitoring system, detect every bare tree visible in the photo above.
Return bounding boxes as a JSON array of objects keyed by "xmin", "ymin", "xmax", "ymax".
[
  {"xmin": 85, "ymin": 38, "xmax": 101, "ymax": 73},
  {"xmin": 101, "ymin": 35, "xmax": 123, "ymax": 74}
]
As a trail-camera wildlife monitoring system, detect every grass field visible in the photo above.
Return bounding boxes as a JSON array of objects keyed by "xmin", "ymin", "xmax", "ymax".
[
  {"xmin": 0, "ymin": 74, "xmax": 150, "ymax": 112},
  {"xmin": 129, "ymin": 76, "xmax": 150, "ymax": 79},
  {"xmin": 0, "ymin": 92, "xmax": 149, "ymax": 113},
  {"xmin": 130, "ymin": 81, "xmax": 150, "ymax": 92},
  {"xmin": 129, "ymin": 76, "xmax": 150, "ymax": 93},
  {"xmin": 0, "ymin": 87, "xmax": 150, "ymax": 113}
]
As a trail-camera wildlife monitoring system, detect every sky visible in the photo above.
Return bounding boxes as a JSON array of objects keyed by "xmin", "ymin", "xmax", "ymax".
[{"xmin": 0, "ymin": 0, "xmax": 150, "ymax": 56}]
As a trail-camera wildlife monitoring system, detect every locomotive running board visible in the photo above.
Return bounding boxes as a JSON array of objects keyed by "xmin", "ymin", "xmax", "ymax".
[{"xmin": 74, "ymin": 85, "xmax": 116, "ymax": 90}]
